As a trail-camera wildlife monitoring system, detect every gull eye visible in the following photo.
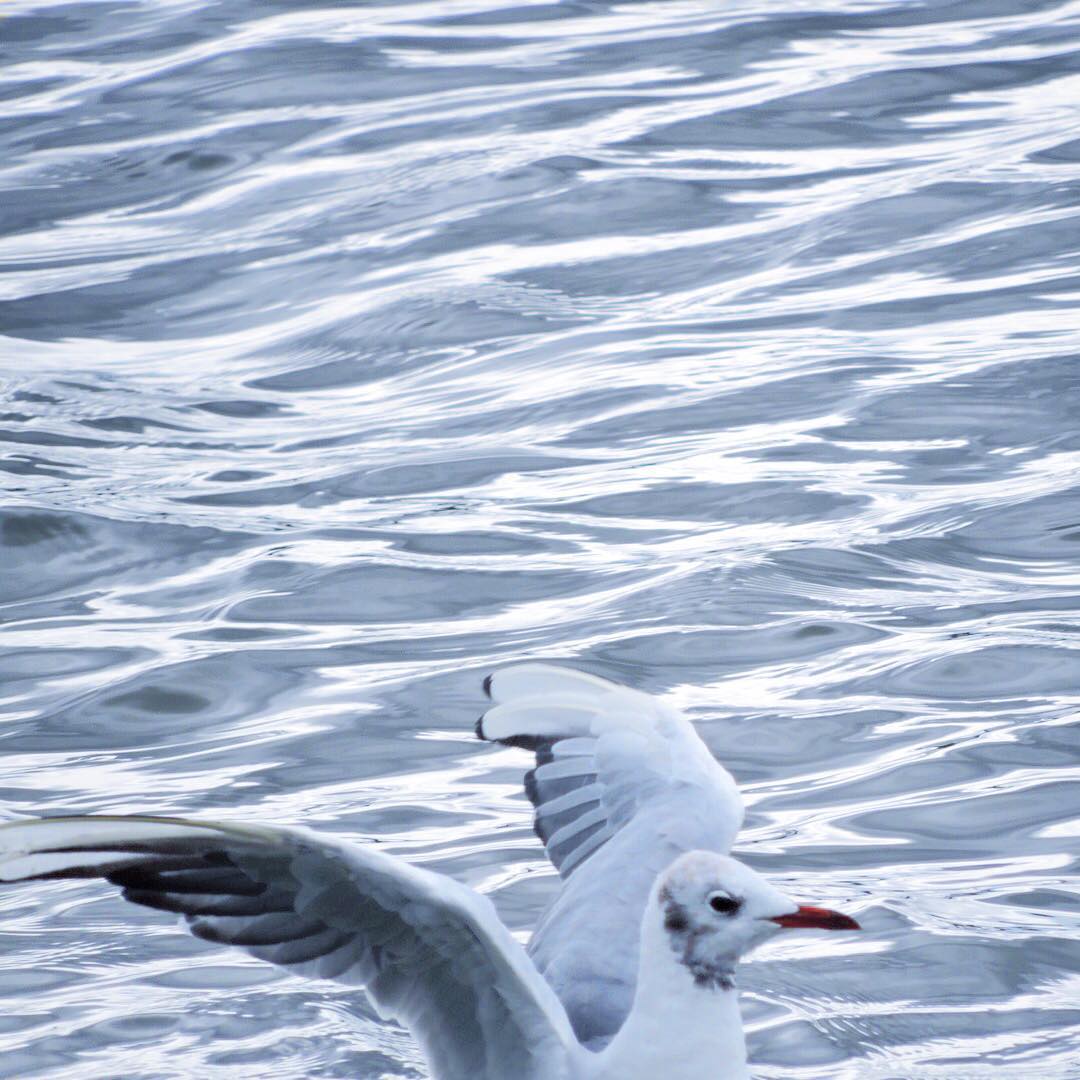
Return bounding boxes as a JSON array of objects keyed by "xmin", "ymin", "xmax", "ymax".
[{"xmin": 708, "ymin": 892, "xmax": 739, "ymax": 915}]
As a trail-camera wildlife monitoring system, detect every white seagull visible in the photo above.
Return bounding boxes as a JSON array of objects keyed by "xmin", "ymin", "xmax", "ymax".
[
  {"xmin": 0, "ymin": 665, "xmax": 859, "ymax": 1080},
  {"xmin": 477, "ymin": 662, "xmax": 749, "ymax": 1045}
]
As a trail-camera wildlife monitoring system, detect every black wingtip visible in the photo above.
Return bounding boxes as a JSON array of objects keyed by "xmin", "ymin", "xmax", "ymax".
[
  {"xmin": 475, "ymin": 714, "xmax": 487, "ymax": 741},
  {"xmin": 482, "ymin": 672, "xmax": 494, "ymax": 699}
]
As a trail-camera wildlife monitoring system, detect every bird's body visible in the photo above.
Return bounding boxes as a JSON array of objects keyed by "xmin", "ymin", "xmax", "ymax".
[
  {"xmin": 0, "ymin": 665, "xmax": 859, "ymax": 1079},
  {"xmin": 599, "ymin": 979, "xmax": 747, "ymax": 1080}
]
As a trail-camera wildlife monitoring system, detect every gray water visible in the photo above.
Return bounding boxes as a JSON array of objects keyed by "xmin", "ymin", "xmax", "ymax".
[{"xmin": 1, "ymin": 0, "xmax": 1079, "ymax": 1076}]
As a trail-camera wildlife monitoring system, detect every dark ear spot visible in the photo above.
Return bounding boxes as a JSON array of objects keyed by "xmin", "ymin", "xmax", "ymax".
[
  {"xmin": 663, "ymin": 891, "xmax": 690, "ymax": 932},
  {"xmin": 665, "ymin": 908, "xmax": 689, "ymax": 932}
]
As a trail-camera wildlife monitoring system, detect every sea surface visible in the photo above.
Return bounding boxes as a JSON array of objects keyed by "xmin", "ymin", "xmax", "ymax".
[{"xmin": 1, "ymin": 0, "xmax": 1079, "ymax": 1077}]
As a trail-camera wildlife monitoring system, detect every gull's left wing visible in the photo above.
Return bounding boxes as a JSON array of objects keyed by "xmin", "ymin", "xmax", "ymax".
[{"xmin": 0, "ymin": 815, "xmax": 582, "ymax": 1080}]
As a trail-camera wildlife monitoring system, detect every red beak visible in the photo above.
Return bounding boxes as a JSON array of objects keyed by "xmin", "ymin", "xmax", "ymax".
[{"xmin": 770, "ymin": 904, "xmax": 860, "ymax": 931}]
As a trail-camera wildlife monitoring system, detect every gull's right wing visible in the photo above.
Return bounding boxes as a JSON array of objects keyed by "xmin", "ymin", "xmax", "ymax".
[{"xmin": 478, "ymin": 663, "xmax": 743, "ymax": 879}]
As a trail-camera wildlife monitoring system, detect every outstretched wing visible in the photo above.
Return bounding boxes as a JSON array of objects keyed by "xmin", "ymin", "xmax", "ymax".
[
  {"xmin": 0, "ymin": 815, "xmax": 580, "ymax": 1080},
  {"xmin": 478, "ymin": 663, "xmax": 743, "ymax": 880},
  {"xmin": 478, "ymin": 664, "xmax": 744, "ymax": 1046}
]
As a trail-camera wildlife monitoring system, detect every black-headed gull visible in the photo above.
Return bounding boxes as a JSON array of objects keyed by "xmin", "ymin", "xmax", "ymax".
[
  {"xmin": 477, "ymin": 663, "xmax": 748, "ymax": 1045},
  {"xmin": 0, "ymin": 666, "xmax": 859, "ymax": 1079}
]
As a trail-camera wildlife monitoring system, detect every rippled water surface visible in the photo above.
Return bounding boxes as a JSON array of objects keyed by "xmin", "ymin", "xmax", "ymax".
[{"xmin": 2, "ymin": 0, "xmax": 1080, "ymax": 1076}]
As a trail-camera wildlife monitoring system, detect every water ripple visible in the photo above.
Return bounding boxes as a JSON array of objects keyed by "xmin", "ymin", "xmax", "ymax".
[{"xmin": 2, "ymin": 0, "xmax": 1080, "ymax": 1076}]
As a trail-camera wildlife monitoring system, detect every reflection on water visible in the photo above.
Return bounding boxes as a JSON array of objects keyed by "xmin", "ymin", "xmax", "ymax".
[{"xmin": 2, "ymin": 0, "xmax": 1079, "ymax": 1076}]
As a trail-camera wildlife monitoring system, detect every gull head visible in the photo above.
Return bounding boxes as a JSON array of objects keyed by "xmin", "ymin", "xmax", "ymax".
[{"xmin": 652, "ymin": 851, "xmax": 860, "ymax": 991}]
